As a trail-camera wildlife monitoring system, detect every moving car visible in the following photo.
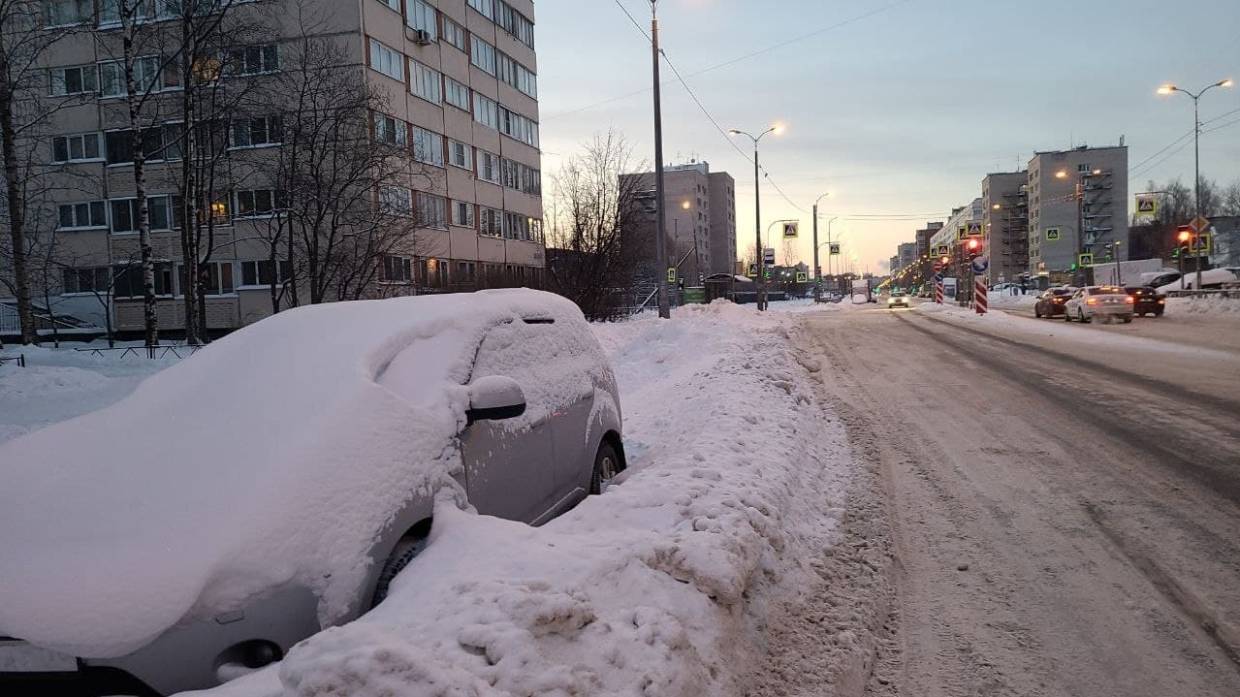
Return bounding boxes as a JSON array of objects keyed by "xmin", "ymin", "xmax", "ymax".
[
  {"xmin": 1034, "ymin": 288, "xmax": 1074, "ymax": 318},
  {"xmin": 1124, "ymin": 286, "xmax": 1166, "ymax": 317},
  {"xmin": 1064, "ymin": 286, "xmax": 1134, "ymax": 323},
  {"xmin": 887, "ymin": 291, "xmax": 910, "ymax": 308},
  {"xmin": 0, "ymin": 290, "xmax": 625, "ymax": 696}
]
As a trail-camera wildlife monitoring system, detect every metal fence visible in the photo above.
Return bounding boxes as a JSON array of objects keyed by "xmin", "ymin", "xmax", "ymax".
[{"xmin": 72, "ymin": 345, "xmax": 204, "ymax": 360}]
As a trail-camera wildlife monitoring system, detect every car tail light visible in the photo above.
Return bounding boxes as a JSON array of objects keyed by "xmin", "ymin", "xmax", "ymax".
[
  {"xmin": 1086, "ymin": 298, "xmax": 1098, "ymax": 305},
  {"xmin": 1124, "ymin": 296, "xmax": 1134, "ymax": 303},
  {"xmin": 1054, "ymin": 298, "xmax": 1064, "ymax": 304}
]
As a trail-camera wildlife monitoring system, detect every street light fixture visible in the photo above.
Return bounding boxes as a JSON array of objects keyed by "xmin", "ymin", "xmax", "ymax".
[
  {"xmin": 729, "ymin": 124, "xmax": 783, "ymax": 310},
  {"xmin": 1158, "ymin": 77, "xmax": 1233, "ymax": 291}
]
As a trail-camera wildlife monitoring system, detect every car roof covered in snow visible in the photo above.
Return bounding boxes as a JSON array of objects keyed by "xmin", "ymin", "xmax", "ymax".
[{"xmin": 0, "ymin": 289, "xmax": 588, "ymax": 657}]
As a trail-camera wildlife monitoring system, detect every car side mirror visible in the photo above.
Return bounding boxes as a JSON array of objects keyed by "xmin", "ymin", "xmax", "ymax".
[{"xmin": 466, "ymin": 376, "xmax": 526, "ymax": 424}]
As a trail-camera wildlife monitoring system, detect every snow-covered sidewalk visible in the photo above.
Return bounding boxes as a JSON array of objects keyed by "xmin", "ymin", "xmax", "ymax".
[{"xmin": 2, "ymin": 301, "xmax": 855, "ymax": 696}]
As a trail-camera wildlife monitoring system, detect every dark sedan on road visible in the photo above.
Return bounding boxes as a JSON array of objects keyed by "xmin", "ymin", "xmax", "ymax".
[
  {"xmin": 1124, "ymin": 286, "xmax": 1166, "ymax": 317},
  {"xmin": 1034, "ymin": 288, "xmax": 1074, "ymax": 318}
]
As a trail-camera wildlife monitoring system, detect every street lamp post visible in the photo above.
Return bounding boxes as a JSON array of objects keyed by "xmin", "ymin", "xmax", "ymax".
[
  {"xmin": 812, "ymin": 193, "xmax": 829, "ymax": 302},
  {"xmin": 1159, "ymin": 78, "xmax": 1233, "ymax": 291},
  {"xmin": 729, "ymin": 125, "xmax": 782, "ymax": 311},
  {"xmin": 650, "ymin": 1, "xmax": 670, "ymax": 318}
]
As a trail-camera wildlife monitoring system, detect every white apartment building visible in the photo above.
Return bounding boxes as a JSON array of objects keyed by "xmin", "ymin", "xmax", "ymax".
[{"xmin": 18, "ymin": 0, "xmax": 546, "ymax": 335}]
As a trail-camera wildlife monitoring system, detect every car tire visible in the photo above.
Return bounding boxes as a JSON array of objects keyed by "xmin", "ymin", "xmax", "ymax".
[
  {"xmin": 1035, "ymin": 307, "xmax": 1042, "ymax": 318},
  {"xmin": 590, "ymin": 441, "xmax": 621, "ymax": 495},
  {"xmin": 1079, "ymin": 309, "xmax": 1089, "ymax": 323},
  {"xmin": 1122, "ymin": 315, "xmax": 1133, "ymax": 324},
  {"xmin": 1064, "ymin": 309, "xmax": 1072, "ymax": 322},
  {"xmin": 371, "ymin": 530, "xmax": 431, "ymax": 608}
]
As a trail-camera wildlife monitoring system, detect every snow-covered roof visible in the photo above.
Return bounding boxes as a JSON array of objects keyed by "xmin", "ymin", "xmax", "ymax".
[{"xmin": 0, "ymin": 289, "xmax": 587, "ymax": 657}]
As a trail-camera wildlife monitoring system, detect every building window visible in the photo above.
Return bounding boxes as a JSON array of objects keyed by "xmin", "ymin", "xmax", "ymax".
[
  {"xmin": 503, "ymin": 211, "xmax": 532, "ymax": 240},
  {"xmin": 478, "ymin": 150, "xmax": 500, "ymax": 184},
  {"xmin": 451, "ymin": 200, "xmax": 474, "ymax": 227},
  {"xmin": 470, "ymin": 35, "xmax": 496, "ymax": 75},
  {"xmin": 381, "ymin": 255, "xmax": 412, "ymax": 283},
  {"xmin": 99, "ymin": 56, "xmax": 162, "ymax": 97},
  {"xmin": 409, "ymin": 60, "xmax": 441, "ymax": 104},
  {"xmin": 467, "ymin": 0, "xmax": 494, "ymax": 20},
  {"xmin": 519, "ymin": 163, "xmax": 541, "ymax": 195},
  {"xmin": 112, "ymin": 263, "xmax": 174, "ymax": 298},
  {"xmin": 442, "ymin": 16, "xmax": 467, "ymax": 51},
  {"xmin": 448, "ymin": 140, "xmax": 471, "ymax": 170},
  {"xmin": 373, "ymin": 112, "xmax": 408, "ymax": 147},
  {"xmin": 109, "ymin": 195, "xmax": 182, "ymax": 233},
  {"xmin": 230, "ymin": 116, "xmax": 282, "ymax": 148},
  {"xmin": 185, "ymin": 261, "xmax": 236, "ymax": 296},
  {"xmin": 61, "ymin": 267, "xmax": 110, "ymax": 295},
  {"xmin": 225, "ymin": 44, "xmax": 280, "ymax": 76},
  {"xmin": 50, "ymin": 64, "xmax": 98, "ymax": 96},
  {"xmin": 105, "ymin": 125, "xmax": 182, "ymax": 165},
  {"xmin": 46, "ymin": 0, "xmax": 93, "ymax": 26},
  {"xmin": 240, "ymin": 259, "xmax": 292, "ymax": 287},
  {"xmin": 479, "ymin": 206, "xmax": 502, "ymax": 236},
  {"xmin": 498, "ymin": 53, "xmax": 536, "ymax": 98},
  {"xmin": 411, "ymin": 126, "xmax": 443, "ymax": 167},
  {"xmin": 380, "ymin": 185, "xmax": 413, "ymax": 216},
  {"xmin": 473, "ymin": 92, "xmax": 497, "ymax": 129},
  {"xmin": 500, "ymin": 157, "xmax": 519, "ymax": 189},
  {"xmin": 498, "ymin": 106, "xmax": 538, "ymax": 147},
  {"xmin": 52, "ymin": 132, "xmax": 102, "ymax": 162},
  {"xmin": 405, "ymin": 0, "xmax": 437, "ymax": 39},
  {"xmin": 444, "ymin": 76, "xmax": 470, "ymax": 110},
  {"xmin": 496, "ymin": 1, "xmax": 534, "ymax": 48},
  {"xmin": 375, "ymin": 0, "xmax": 400, "ymax": 11},
  {"xmin": 415, "ymin": 191, "xmax": 446, "ymax": 229},
  {"xmin": 368, "ymin": 38, "xmax": 404, "ymax": 81},
  {"xmin": 235, "ymin": 189, "xmax": 287, "ymax": 218},
  {"xmin": 57, "ymin": 201, "xmax": 108, "ymax": 230}
]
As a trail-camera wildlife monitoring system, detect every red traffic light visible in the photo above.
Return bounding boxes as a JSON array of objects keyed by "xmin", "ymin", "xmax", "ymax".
[
  {"xmin": 1177, "ymin": 229, "xmax": 1192, "ymax": 243},
  {"xmin": 966, "ymin": 239, "xmax": 981, "ymax": 251}
]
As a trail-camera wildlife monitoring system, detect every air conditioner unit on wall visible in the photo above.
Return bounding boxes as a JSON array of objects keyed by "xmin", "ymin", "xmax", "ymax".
[{"xmin": 410, "ymin": 29, "xmax": 432, "ymax": 45}]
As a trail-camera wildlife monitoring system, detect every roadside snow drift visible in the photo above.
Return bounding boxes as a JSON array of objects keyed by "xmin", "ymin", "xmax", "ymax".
[
  {"xmin": 0, "ymin": 290, "xmax": 594, "ymax": 658},
  {"xmin": 193, "ymin": 300, "xmax": 850, "ymax": 697}
]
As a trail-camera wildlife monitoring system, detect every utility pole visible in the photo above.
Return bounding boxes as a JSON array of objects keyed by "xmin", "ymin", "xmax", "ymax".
[
  {"xmin": 650, "ymin": 2, "xmax": 670, "ymax": 319},
  {"xmin": 812, "ymin": 193, "xmax": 829, "ymax": 302},
  {"xmin": 1076, "ymin": 178, "xmax": 1085, "ymax": 287}
]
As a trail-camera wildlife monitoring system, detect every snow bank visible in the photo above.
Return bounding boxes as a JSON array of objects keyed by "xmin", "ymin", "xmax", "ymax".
[
  {"xmin": 0, "ymin": 290, "xmax": 591, "ymax": 658},
  {"xmin": 1166, "ymin": 295, "xmax": 1240, "ymax": 316},
  {"xmin": 988, "ymin": 294, "xmax": 1037, "ymax": 310},
  {"xmin": 191, "ymin": 300, "xmax": 851, "ymax": 697}
]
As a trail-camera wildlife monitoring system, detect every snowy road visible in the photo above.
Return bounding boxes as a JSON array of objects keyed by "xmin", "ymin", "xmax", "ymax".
[{"xmin": 798, "ymin": 306, "xmax": 1240, "ymax": 697}]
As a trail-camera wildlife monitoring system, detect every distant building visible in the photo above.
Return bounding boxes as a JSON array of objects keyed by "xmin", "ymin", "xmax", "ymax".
[
  {"xmin": 914, "ymin": 222, "xmax": 944, "ymax": 286},
  {"xmin": 898, "ymin": 242, "xmax": 918, "ymax": 273},
  {"xmin": 982, "ymin": 172, "xmax": 1030, "ymax": 284},
  {"xmin": 619, "ymin": 161, "xmax": 736, "ymax": 286},
  {"xmin": 1027, "ymin": 145, "xmax": 1129, "ymax": 282}
]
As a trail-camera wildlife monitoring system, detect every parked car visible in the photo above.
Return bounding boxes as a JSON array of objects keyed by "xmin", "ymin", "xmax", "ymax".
[
  {"xmin": 1064, "ymin": 286, "xmax": 1134, "ymax": 323},
  {"xmin": 0, "ymin": 290, "xmax": 626, "ymax": 697},
  {"xmin": 1034, "ymin": 288, "xmax": 1075, "ymax": 318},
  {"xmin": 1124, "ymin": 286, "xmax": 1166, "ymax": 317},
  {"xmin": 887, "ymin": 291, "xmax": 910, "ymax": 308}
]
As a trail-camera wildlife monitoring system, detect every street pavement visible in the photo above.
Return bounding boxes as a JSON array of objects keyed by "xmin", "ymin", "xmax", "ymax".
[{"xmin": 798, "ymin": 305, "xmax": 1240, "ymax": 697}]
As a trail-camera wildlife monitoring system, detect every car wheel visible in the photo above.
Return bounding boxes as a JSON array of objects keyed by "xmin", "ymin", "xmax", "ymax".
[
  {"xmin": 1078, "ymin": 309, "xmax": 1089, "ymax": 323},
  {"xmin": 1064, "ymin": 309, "xmax": 1072, "ymax": 322},
  {"xmin": 1035, "ymin": 307, "xmax": 1042, "ymax": 318},
  {"xmin": 371, "ymin": 529, "xmax": 431, "ymax": 608},
  {"xmin": 1122, "ymin": 315, "xmax": 1133, "ymax": 324},
  {"xmin": 591, "ymin": 441, "xmax": 621, "ymax": 495}
]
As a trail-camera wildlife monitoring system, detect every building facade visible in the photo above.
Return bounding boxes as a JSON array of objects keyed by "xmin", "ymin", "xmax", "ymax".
[
  {"xmin": 1027, "ymin": 145, "xmax": 1128, "ymax": 282},
  {"xmin": 981, "ymin": 171, "xmax": 1029, "ymax": 284},
  {"xmin": 19, "ymin": 0, "xmax": 546, "ymax": 335},
  {"xmin": 619, "ymin": 161, "xmax": 736, "ymax": 285}
]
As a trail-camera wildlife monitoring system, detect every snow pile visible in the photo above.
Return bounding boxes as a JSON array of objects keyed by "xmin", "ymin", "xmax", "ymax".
[
  {"xmin": 0, "ymin": 345, "xmax": 172, "ymax": 445},
  {"xmin": 196, "ymin": 299, "xmax": 850, "ymax": 697},
  {"xmin": 0, "ymin": 290, "xmax": 593, "ymax": 658},
  {"xmin": 1156, "ymin": 267, "xmax": 1240, "ymax": 293},
  {"xmin": 1166, "ymin": 295, "xmax": 1240, "ymax": 316},
  {"xmin": 988, "ymin": 293, "xmax": 1037, "ymax": 310}
]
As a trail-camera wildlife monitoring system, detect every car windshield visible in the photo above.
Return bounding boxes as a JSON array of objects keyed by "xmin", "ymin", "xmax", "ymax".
[{"xmin": 1052, "ymin": 289, "xmax": 1073, "ymax": 296}]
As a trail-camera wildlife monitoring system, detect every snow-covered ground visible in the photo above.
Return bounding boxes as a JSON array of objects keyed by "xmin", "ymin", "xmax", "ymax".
[{"xmin": 0, "ymin": 300, "xmax": 854, "ymax": 697}]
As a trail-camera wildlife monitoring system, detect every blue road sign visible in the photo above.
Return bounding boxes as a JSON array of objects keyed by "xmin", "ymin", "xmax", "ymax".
[
  {"xmin": 971, "ymin": 257, "xmax": 989, "ymax": 274},
  {"xmin": 933, "ymin": 272, "xmax": 944, "ymax": 282}
]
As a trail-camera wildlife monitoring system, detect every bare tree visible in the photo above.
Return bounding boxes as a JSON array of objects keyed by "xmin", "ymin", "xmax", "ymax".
[
  {"xmin": 1222, "ymin": 180, "xmax": 1240, "ymax": 216},
  {"xmin": 257, "ymin": 8, "xmax": 428, "ymax": 307},
  {"xmin": 544, "ymin": 130, "xmax": 648, "ymax": 320},
  {"xmin": 0, "ymin": 0, "xmax": 85, "ymax": 344}
]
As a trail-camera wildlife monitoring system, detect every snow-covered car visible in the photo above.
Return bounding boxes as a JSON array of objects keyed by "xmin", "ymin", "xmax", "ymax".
[
  {"xmin": 1156, "ymin": 267, "xmax": 1240, "ymax": 292},
  {"xmin": 887, "ymin": 292, "xmax": 910, "ymax": 308},
  {"xmin": 1064, "ymin": 286, "xmax": 1134, "ymax": 323},
  {"xmin": 0, "ymin": 290, "xmax": 625, "ymax": 696}
]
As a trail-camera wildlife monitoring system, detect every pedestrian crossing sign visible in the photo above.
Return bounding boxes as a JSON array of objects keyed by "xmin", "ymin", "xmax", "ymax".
[
  {"xmin": 1078, "ymin": 253, "xmax": 1094, "ymax": 267},
  {"xmin": 796, "ymin": 271, "xmax": 808, "ymax": 283},
  {"xmin": 1046, "ymin": 228, "xmax": 1061, "ymax": 241}
]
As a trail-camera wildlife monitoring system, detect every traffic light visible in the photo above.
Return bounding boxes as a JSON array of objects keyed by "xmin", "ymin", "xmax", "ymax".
[
  {"xmin": 1177, "ymin": 230, "xmax": 1192, "ymax": 244},
  {"xmin": 965, "ymin": 238, "xmax": 981, "ymax": 258}
]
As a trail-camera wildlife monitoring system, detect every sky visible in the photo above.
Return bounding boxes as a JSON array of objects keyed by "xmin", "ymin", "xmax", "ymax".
[{"xmin": 534, "ymin": 0, "xmax": 1240, "ymax": 274}]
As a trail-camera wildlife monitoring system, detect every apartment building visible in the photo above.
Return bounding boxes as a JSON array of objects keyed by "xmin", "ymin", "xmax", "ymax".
[
  {"xmin": 981, "ymin": 171, "xmax": 1029, "ymax": 284},
  {"xmin": 914, "ymin": 221, "xmax": 943, "ymax": 285},
  {"xmin": 25, "ymin": 0, "xmax": 545, "ymax": 335},
  {"xmin": 620, "ymin": 161, "xmax": 737, "ymax": 285},
  {"xmin": 1026, "ymin": 145, "xmax": 1128, "ymax": 282}
]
